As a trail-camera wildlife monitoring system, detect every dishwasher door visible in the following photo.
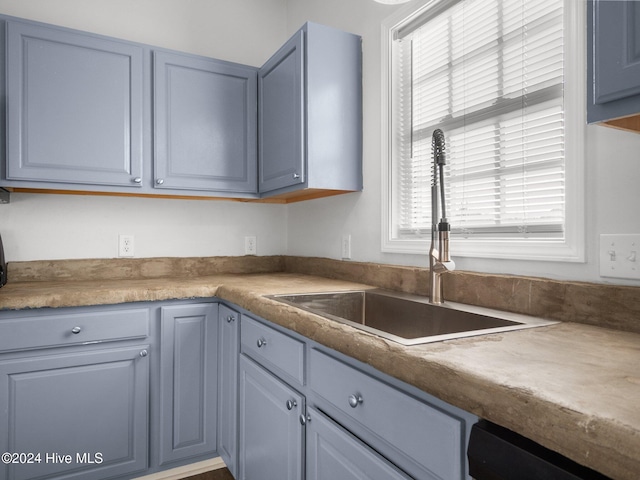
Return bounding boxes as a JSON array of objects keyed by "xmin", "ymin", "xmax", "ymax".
[
  {"xmin": 0, "ymin": 233, "xmax": 6, "ymax": 287},
  {"xmin": 467, "ymin": 420, "xmax": 611, "ymax": 480}
]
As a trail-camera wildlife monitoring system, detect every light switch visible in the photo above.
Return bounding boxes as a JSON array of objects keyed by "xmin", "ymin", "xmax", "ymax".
[{"xmin": 599, "ymin": 234, "xmax": 640, "ymax": 280}]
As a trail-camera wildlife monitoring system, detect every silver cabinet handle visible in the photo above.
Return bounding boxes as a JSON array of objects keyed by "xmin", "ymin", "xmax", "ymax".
[
  {"xmin": 226, "ymin": 315, "xmax": 235, "ymax": 323},
  {"xmin": 71, "ymin": 326, "xmax": 82, "ymax": 334},
  {"xmin": 139, "ymin": 350, "xmax": 148, "ymax": 358},
  {"xmin": 133, "ymin": 177, "xmax": 142, "ymax": 184},
  {"xmin": 256, "ymin": 338, "xmax": 267, "ymax": 348},
  {"xmin": 293, "ymin": 173, "xmax": 300, "ymax": 179},
  {"xmin": 156, "ymin": 179, "xmax": 164, "ymax": 185},
  {"xmin": 299, "ymin": 414, "xmax": 311, "ymax": 425},
  {"xmin": 348, "ymin": 394, "xmax": 363, "ymax": 408},
  {"xmin": 286, "ymin": 400, "xmax": 297, "ymax": 411}
]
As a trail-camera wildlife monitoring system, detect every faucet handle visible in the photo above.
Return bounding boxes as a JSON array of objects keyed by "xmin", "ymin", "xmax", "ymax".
[
  {"xmin": 442, "ymin": 259, "xmax": 456, "ymax": 272},
  {"xmin": 432, "ymin": 259, "xmax": 455, "ymax": 274}
]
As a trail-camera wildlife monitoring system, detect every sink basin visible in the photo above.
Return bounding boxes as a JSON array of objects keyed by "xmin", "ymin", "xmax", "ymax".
[{"xmin": 268, "ymin": 289, "xmax": 557, "ymax": 345}]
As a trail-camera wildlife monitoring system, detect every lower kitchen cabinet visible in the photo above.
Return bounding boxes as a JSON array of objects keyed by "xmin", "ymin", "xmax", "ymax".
[
  {"xmin": 0, "ymin": 297, "xmax": 477, "ymax": 480},
  {"xmin": 217, "ymin": 304, "xmax": 240, "ymax": 477},
  {"xmin": 0, "ymin": 307, "xmax": 151, "ymax": 480},
  {"xmin": 0, "ymin": 299, "xmax": 224, "ymax": 480},
  {"xmin": 159, "ymin": 303, "xmax": 219, "ymax": 465},
  {"xmin": 238, "ymin": 355, "xmax": 304, "ymax": 480},
  {"xmin": 235, "ymin": 310, "xmax": 477, "ymax": 480},
  {"xmin": 306, "ymin": 407, "xmax": 411, "ymax": 480}
]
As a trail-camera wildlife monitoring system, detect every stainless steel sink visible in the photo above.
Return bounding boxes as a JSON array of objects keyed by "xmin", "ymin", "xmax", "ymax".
[{"xmin": 267, "ymin": 289, "xmax": 557, "ymax": 345}]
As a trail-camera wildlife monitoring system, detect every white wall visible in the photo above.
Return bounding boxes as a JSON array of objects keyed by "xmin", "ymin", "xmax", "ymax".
[
  {"xmin": 2, "ymin": 193, "xmax": 286, "ymax": 260},
  {"xmin": 0, "ymin": 0, "xmax": 287, "ymax": 66},
  {"xmin": 0, "ymin": 0, "xmax": 289, "ymax": 261},
  {"xmin": 285, "ymin": 0, "xmax": 640, "ymax": 286}
]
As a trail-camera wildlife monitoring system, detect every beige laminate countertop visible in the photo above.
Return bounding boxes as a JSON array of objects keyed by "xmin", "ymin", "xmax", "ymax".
[{"xmin": 1, "ymin": 272, "xmax": 638, "ymax": 480}]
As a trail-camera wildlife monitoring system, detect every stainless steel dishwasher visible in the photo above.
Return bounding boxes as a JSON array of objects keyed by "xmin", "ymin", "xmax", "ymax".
[{"xmin": 467, "ymin": 420, "xmax": 612, "ymax": 480}]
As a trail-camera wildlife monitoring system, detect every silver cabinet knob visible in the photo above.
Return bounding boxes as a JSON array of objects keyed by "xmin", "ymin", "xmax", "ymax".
[
  {"xmin": 256, "ymin": 338, "xmax": 267, "ymax": 348},
  {"xmin": 226, "ymin": 315, "xmax": 235, "ymax": 323},
  {"xmin": 71, "ymin": 326, "xmax": 82, "ymax": 334},
  {"xmin": 133, "ymin": 177, "xmax": 142, "ymax": 184},
  {"xmin": 156, "ymin": 179, "xmax": 164, "ymax": 185},
  {"xmin": 293, "ymin": 173, "xmax": 300, "ymax": 179},
  {"xmin": 139, "ymin": 350, "xmax": 148, "ymax": 358},
  {"xmin": 299, "ymin": 414, "xmax": 311, "ymax": 425},
  {"xmin": 348, "ymin": 394, "xmax": 363, "ymax": 408},
  {"xmin": 286, "ymin": 400, "xmax": 297, "ymax": 411}
]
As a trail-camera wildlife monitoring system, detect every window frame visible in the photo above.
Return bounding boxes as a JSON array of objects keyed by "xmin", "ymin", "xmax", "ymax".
[{"xmin": 380, "ymin": 0, "xmax": 585, "ymax": 262}]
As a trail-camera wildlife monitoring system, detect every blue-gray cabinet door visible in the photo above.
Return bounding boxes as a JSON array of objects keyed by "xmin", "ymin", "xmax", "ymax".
[
  {"xmin": 238, "ymin": 355, "xmax": 304, "ymax": 480},
  {"xmin": 218, "ymin": 305, "xmax": 239, "ymax": 477},
  {"xmin": 154, "ymin": 51, "xmax": 258, "ymax": 193},
  {"xmin": 306, "ymin": 407, "xmax": 411, "ymax": 480},
  {"xmin": 6, "ymin": 20, "xmax": 144, "ymax": 187},
  {"xmin": 258, "ymin": 30, "xmax": 305, "ymax": 193},
  {"xmin": 160, "ymin": 303, "xmax": 219, "ymax": 465},
  {"xmin": 588, "ymin": 0, "xmax": 640, "ymax": 122},
  {"xmin": 0, "ymin": 345, "xmax": 149, "ymax": 480}
]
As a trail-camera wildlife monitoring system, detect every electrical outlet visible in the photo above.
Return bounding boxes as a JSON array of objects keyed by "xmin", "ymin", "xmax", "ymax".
[
  {"xmin": 341, "ymin": 234, "xmax": 352, "ymax": 260},
  {"xmin": 245, "ymin": 236, "xmax": 257, "ymax": 255},
  {"xmin": 599, "ymin": 234, "xmax": 640, "ymax": 279},
  {"xmin": 118, "ymin": 234, "xmax": 135, "ymax": 258}
]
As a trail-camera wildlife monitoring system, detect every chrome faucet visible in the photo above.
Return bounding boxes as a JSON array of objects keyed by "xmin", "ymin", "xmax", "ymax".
[{"xmin": 429, "ymin": 129, "xmax": 455, "ymax": 304}]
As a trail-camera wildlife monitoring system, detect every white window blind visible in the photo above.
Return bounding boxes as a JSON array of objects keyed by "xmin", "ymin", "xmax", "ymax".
[{"xmin": 392, "ymin": 0, "xmax": 565, "ymax": 241}]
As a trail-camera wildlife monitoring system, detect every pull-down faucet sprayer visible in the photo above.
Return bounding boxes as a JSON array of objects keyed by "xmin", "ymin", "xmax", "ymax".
[{"xmin": 429, "ymin": 129, "xmax": 455, "ymax": 304}]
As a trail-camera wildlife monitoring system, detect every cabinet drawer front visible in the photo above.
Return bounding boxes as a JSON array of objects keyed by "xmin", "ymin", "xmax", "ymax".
[
  {"xmin": 241, "ymin": 315, "xmax": 304, "ymax": 385},
  {"xmin": 0, "ymin": 308, "xmax": 149, "ymax": 353},
  {"xmin": 310, "ymin": 348, "xmax": 465, "ymax": 480}
]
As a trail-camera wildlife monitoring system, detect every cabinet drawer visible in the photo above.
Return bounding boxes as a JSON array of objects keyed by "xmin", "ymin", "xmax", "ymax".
[
  {"xmin": 310, "ymin": 348, "xmax": 465, "ymax": 480},
  {"xmin": 241, "ymin": 315, "xmax": 304, "ymax": 385},
  {"xmin": 0, "ymin": 307, "xmax": 149, "ymax": 353}
]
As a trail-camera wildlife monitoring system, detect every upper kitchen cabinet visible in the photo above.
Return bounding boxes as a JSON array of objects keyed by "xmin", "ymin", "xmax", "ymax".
[
  {"xmin": 154, "ymin": 51, "xmax": 257, "ymax": 193},
  {"xmin": 258, "ymin": 30, "xmax": 304, "ymax": 194},
  {"xmin": 588, "ymin": 0, "xmax": 640, "ymax": 132},
  {"xmin": 0, "ymin": 15, "xmax": 362, "ymax": 202},
  {"xmin": 5, "ymin": 20, "xmax": 145, "ymax": 187},
  {"xmin": 258, "ymin": 22, "xmax": 362, "ymax": 201}
]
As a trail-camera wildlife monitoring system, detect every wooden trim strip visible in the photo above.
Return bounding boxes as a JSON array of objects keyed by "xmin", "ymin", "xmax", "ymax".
[
  {"xmin": 603, "ymin": 114, "xmax": 640, "ymax": 133},
  {"xmin": 131, "ymin": 457, "xmax": 226, "ymax": 480},
  {"xmin": 6, "ymin": 187, "xmax": 357, "ymax": 204}
]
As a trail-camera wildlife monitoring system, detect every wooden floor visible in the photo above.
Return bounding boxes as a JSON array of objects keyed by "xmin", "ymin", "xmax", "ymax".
[{"xmin": 183, "ymin": 468, "xmax": 234, "ymax": 480}]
